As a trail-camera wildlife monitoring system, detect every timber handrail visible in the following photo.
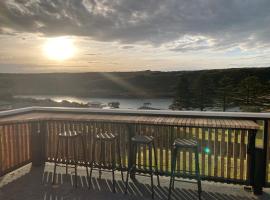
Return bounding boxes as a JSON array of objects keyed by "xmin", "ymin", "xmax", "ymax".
[{"xmin": 1, "ymin": 106, "xmax": 270, "ymax": 119}]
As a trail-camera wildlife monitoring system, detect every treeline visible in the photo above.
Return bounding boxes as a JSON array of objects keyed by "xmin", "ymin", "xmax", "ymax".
[
  {"xmin": 0, "ymin": 71, "xmax": 180, "ymax": 98},
  {"xmin": 171, "ymin": 71, "xmax": 270, "ymax": 112},
  {"xmin": 1, "ymin": 67, "xmax": 270, "ymax": 112}
]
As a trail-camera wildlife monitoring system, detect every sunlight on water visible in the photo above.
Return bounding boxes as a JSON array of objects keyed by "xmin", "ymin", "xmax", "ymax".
[{"xmin": 16, "ymin": 95, "xmax": 173, "ymax": 110}]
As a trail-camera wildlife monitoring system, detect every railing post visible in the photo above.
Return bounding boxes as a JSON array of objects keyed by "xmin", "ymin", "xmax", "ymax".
[
  {"xmin": 31, "ymin": 121, "xmax": 46, "ymax": 166},
  {"xmin": 0, "ymin": 126, "xmax": 2, "ymax": 175},
  {"xmin": 253, "ymin": 147, "xmax": 264, "ymax": 194},
  {"xmin": 247, "ymin": 129, "xmax": 256, "ymax": 187},
  {"xmin": 247, "ymin": 128, "xmax": 265, "ymax": 195},
  {"xmin": 262, "ymin": 120, "xmax": 269, "ymax": 186},
  {"xmin": 252, "ymin": 120, "xmax": 269, "ymax": 195}
]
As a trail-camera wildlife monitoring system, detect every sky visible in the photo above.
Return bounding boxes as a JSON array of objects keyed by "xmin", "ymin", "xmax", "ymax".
[{"xmin": 0, "ymin": 0, "xmax": 270, "ymax": 73}]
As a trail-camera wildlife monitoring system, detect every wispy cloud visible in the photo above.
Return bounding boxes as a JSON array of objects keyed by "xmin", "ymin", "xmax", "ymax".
[
  {"xmin": 1, "ymin": 0, "xmax": 270, "ymax": 72},
  {"xmin": 1, "ymin": 0, "xmax": 270, "ymax": 51}
]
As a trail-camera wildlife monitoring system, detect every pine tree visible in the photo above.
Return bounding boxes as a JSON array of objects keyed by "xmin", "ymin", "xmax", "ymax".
[
  {"xmin": 171, "ymin": 76, "xmax": 192, "ymax": 110},
  {"xmin": 237, "ymin": 76, "xmax": 263, "ymax": 106},
  {"xmin": 216, "ymin": 76, "xmax": 234, "ymax": 111},
  {"xmin": 191, "ymin": 73, "xmax": 215, "ymax": 111}
]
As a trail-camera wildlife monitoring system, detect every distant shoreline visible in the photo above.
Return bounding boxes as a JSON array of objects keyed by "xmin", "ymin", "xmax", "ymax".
[{"xmin": 14, "ymin": 95, "xmax": 173, "ymax": 110}]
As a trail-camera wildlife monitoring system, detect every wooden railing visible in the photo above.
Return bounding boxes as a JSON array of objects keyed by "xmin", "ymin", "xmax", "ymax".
[
  {"xmin": 0, "ymin": 121, "xmax": 31, "ymax": 175},
  {"xmin": 0, "ymin": 107, "xmax": 269, "ymax": 193},
  {"xmin": 43, "ymin": 120, "xmax": 253, "ymax": 183}
]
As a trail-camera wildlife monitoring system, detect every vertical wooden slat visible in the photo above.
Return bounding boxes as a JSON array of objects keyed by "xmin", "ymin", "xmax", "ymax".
[
  {"xmin": 2, "ymin": 125, "xmax": 7, "ymax": 171},
  {"xmin": 233, "ymin": 129, "xmax": 239, "ymax": 179},
  {"xmin": 0, "ymin": 126, "xmax": 4, "ymax": 174},
  {"xmin": 188, "ymin": 127, "xmax": 193, "ymax": 173},
  {"xmin": 6, "ymin": 125, "xmax": 12, "ymax": 169},
  {"xmin": 176, "ymin": 127, "xmax": 181, "ymax": 173},
  {"xmin": 201, "ymin": 128, "xmax": 206, "ymax": 176},
  {"xmin": 214, "ymin": 128, "xmax": 219, "ymax": 177},
  {"xmin": 220, "ymin": 129, "xmax": 226, "ymax": 178},
  {"xmin": 20, "ymin": 123, "xmax": 25, "ymax": 165},
  {"xmin": 165, "ymin": 125, "xmax": 170, "ymax": 173},
  {"xmin": 227, "ymin": 129, "xmax": 232, "ymax": 179},
  {"xmin": 2, "ymin": 125, "xmax": 7, "ymax": 172},
  {"xmin": 208, "ymin": 128, "xmax": 213, "ymax": 176},
  {"xmin": 196, "ymin": 127, "xmax": 201, "ymax": 175},
  {"xmin": 267, "ymin": 120, "xmax": 270, "ymax": 183},
  {"xmin": 143, "ymin": 125, "xmax": 147, "ymax": 170},
  {"xmin": 118, "ymin": 124, "xmax": 123, "ymax": 167},
  {"xmin": 16, "ymin": 124, "xmax": 21, "ymax": 165},
  {"xmin": 25, "ymin": 123, "xmax": 30, "ymax": 161},
  {"xmin": 26, "ymin": 123, "xmax": 31, "ymax": 161},
  {"xmin": 159, "ymin": 126, "xmax": 163, "ymax": 173},
  {"xmin": 182, "ymin": 127, "xmax": 187, "ymax": 173},
  {"xmin": 240, "ymin": 130, "xmax": 246, "ymax": 180},
  {"xmin": 20, "ymin": 123, "xmax": 24, "ymax": 165},
  {"xmin": 9, "ymin": 125, "xmax": 15, "ymax": 169},
  {"xmin": 46, "ymin": 121, "xmax": 51, "ymax": 160},
  {"xmin": 246, "ymin": 130, "xmax": 251, "ymax": 181}
]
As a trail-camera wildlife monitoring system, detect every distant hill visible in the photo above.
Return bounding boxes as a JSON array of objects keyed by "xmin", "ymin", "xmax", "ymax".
[{"xmin": 1, "ymin": 67, "xmax": 270, "ymax": 98}]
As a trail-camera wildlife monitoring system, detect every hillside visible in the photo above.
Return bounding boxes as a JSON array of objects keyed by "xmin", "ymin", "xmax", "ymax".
[{"xmin": 1, "ymin": 67, "xmax": 270, "ymax": 98}]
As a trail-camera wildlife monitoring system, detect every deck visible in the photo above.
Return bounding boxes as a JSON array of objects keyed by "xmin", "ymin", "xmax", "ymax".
[
  {"xmin": 1, "ymin": 107, "xmax": 270, "ymax": 199},
  {"xmin": 0, "ymin": 163, "xmax": 270, "ymax": 200}
]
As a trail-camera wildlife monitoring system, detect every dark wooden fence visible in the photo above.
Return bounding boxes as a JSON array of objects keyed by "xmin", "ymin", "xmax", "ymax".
[
  {"xmin": 0, "ymin": 107, "xmax": 270, "ymax": 192},
  {"xmin": 0, "ymin": 122, "xmax": 31, "ymax": 176},
  {"xmin": 42, "ymin": 120, "xmax": 254, "ymax": 184}
]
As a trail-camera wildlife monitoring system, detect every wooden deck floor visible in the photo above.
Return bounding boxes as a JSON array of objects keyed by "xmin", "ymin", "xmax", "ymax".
[{"xmin": 0, "ymin": 163, "xmax": 270, "ymax": 200}]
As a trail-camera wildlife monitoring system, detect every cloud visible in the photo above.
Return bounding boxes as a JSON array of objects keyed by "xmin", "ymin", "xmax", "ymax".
[
  {"xmin": 121, "ymin": 45, "xmax": 134, "ymax": 49},
  {"xmin": 85, "ymin": 53, "xmax": 98, "ymax": 56},
  {"xmin": 1, "ymin": 0, "xmax": 270, "ymax": 52}
]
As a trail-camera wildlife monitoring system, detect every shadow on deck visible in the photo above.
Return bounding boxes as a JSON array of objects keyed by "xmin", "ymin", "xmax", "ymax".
[{"xmin": 0, "ymin": 163, "xmax": 269, "ymax": 200}]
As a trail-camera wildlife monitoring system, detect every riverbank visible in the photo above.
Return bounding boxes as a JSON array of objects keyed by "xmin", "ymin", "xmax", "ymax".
[
  {"xmin": 15, "ymin": 95, "xmax": 173, "ymax": 110},
  {"xmin": 0, "ymin": 96, "xmax": 88, "ymax": 111}
]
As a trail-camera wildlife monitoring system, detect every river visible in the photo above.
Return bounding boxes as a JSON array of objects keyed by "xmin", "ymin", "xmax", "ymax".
[{"xmin": 16, "ymin": 95, "xmax": 173, "ymax": 110}]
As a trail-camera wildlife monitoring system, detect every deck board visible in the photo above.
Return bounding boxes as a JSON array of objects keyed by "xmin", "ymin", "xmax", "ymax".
[{"xmin": 1, "ymin": 163, "xmax": 268, "ymax": 200}]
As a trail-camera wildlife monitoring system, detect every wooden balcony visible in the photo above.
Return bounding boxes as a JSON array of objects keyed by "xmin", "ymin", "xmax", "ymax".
[{"xmin": 0, "ymin": 107, "xmax": 270, "ymax": 199}]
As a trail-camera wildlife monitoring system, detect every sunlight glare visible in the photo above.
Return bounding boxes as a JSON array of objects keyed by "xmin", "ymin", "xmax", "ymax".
[{"xmin": 43, "ymin": 37, "xmax": 75, "ymax": 61}]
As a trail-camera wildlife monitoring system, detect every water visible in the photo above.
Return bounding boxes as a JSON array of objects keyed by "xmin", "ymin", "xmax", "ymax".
[{"xmin": 16, "ymin": 95, "xmax": 173, "ymax": 110}]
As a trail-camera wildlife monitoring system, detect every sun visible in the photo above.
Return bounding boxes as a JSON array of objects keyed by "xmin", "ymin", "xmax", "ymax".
[{"xmin": 43, "ymin": 37, "xmax": 75, "ymax": 61}]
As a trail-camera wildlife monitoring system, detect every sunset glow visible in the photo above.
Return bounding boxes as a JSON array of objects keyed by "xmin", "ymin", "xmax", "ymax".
[
  {"xmin": 43, "ymin": 37, "xmax": 75, "ymax": 61},
  {"xmin": 1, "ymin": 0, "xmax": 270, "ymax": 72}
]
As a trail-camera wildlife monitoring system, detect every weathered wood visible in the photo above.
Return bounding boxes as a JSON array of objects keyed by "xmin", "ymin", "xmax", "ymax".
[
  {"xmin": 0, "ymin": 111, "xmax": 261, "ymax": 186},
  {"xmin": 233, "ymin": 130, "xmax": 239, "ymax": 179},
  {"xmin": 0, "ymin": 126, "xmax": 3, "ymax": 174},
  {"xmin": 227, "ymin": 129, "xmax": 232, "ymax": 179},
  {"xmin": 31, "ymin": 121, "xmax": 45, "ymax": 166},
  {"xmin": 220, "ymin": 129, "xmax": 226, "ymax": 178},
  {"xmin": 214, "ymin": 128, "xmax": 219, "ymax": 177},
  {"xmin": 247, "ymin": 130, "xmax": 256, "ymax": 185},
  {"xmin": 0, "ymin": 122, "xmax": 31, "ymax": 176},
  {"xmin": 0, "ymin": 112, "xmax": 259, "ymax": 130},
  {"xmin": 239, "ymin": 130, "xmax": 246, "ymax": 180},
  {"xmin": 127, "ymin": 124, "xmax": 135, "ymax": 169},
  {"xmin": 266, "ymin": 120, "xmax": 270, "ymax": 184}
]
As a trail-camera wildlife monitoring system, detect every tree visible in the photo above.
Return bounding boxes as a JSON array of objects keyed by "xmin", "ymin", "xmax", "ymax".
[
  {"xmin": 216, "ymin": 76, "xmax": 234, "ymax": 111},
  {"xmin": 237, "ymin": 76, "xmax": 263, "ymax": 106},
  {"xmin": 171, "ymin": 76, "xmax": 192, "ymax": 110},
  {"xmin": 191, "ymin": 73, "xmax": 215, "ymax": 111}
]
